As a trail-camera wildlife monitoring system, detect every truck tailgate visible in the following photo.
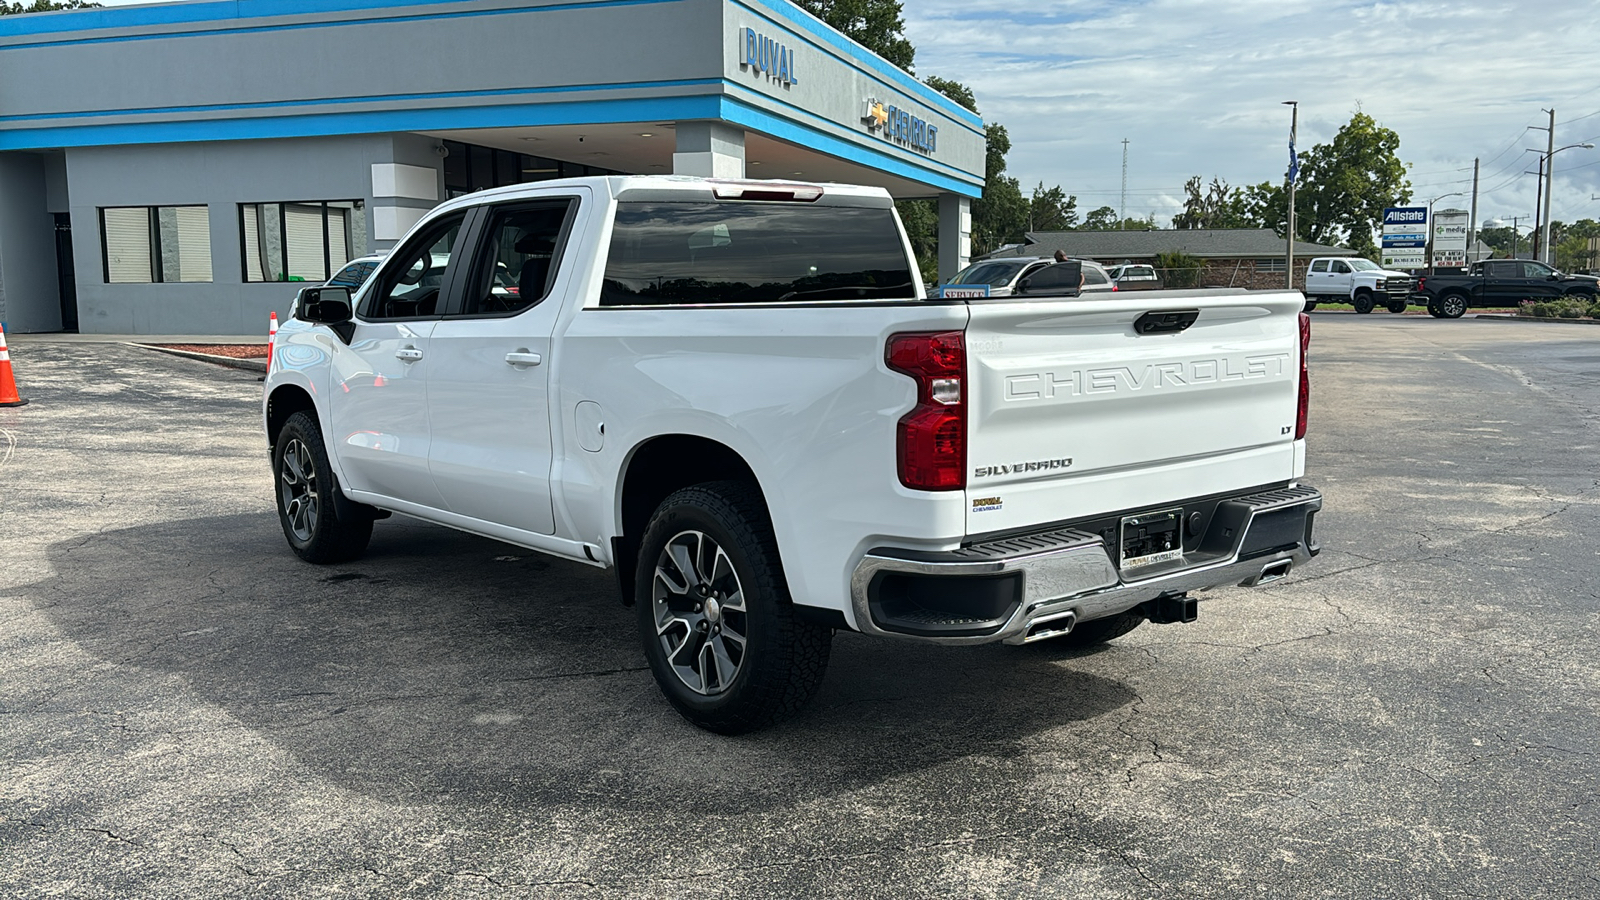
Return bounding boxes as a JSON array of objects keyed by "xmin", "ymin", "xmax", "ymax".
[{"xmin": 964, "ymin": 290, "xmax": 1304, "ymax": 535}]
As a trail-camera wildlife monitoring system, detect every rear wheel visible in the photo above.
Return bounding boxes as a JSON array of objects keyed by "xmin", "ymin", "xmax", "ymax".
[
  {"xmin": 273, "ymin": 411, "xmax": 374, "ymax": 564},
  {"xmin": 1352, "ymin": 292, "xmax": 1375, "ymax": 314},
  {"xmin": 635, "ymin": 481, "xmax": 831, "ymax": 734},
  {"xmin": 1437, "ymin": 292, "xmax": 1468, "ymax": 318},
  {"xmin": 1303, "ymin": 299, "xmax": 1320, "ymax": 312},
  {"xmin": 1387, "ymin": 299, "xmax": 1408, "ymax": 314}
]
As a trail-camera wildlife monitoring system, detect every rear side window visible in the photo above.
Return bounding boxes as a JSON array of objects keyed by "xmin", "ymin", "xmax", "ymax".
[
  {"xmin": 600, "ymin": 202, "xmax": 915, "ymax": 306},
  {"xmin": 1083, "ymin": 266, "xmax": 1109, "ymax": 285},
  {"xmin": 1310, "ymin": 260, "xmax": 1329, "ymax": 273}
]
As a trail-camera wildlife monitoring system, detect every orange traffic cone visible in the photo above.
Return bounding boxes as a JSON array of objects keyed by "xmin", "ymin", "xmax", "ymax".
[
  {"xmin": 0, "ymin": 323, "xmax": 27, "ymax": 407},
  {"xmin": 268, "ymin": 311, "xmax": 278, "ymax": 371}
]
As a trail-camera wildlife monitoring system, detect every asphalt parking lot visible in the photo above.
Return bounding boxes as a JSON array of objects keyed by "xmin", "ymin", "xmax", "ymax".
[{"xmin": 3, "ymin": 317, "xmax": 1598, "ymax": 898}]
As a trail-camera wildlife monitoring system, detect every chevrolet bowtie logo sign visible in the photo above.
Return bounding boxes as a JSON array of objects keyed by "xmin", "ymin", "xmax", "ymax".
[{"xmin": 862, "ymin": 97, "xmax": 937, "ymax": 155}]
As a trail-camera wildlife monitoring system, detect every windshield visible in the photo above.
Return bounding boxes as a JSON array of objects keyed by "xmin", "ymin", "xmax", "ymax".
[
  {"xmin": 1348, "ymin": 259, "xmax": 1380, "ymax": 271},
  {"xmin": 949, "ymin": 260, "xmax": 1029, "ymax": 287}
]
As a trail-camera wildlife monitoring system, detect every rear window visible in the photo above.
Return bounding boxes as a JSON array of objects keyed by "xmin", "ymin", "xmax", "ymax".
[
  {"xmin": 600, "ymin": 202, "xmax": 915, "ymax": 306},
  {"xmin": 1083, "ymin": 267, "xmax": 1109, "ymax": 285}
]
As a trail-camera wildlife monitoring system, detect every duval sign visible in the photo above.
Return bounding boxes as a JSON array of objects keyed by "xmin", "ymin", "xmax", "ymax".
[{"xmin": 738, "ymin": 27, "xmax": 798, "ymax": 87}]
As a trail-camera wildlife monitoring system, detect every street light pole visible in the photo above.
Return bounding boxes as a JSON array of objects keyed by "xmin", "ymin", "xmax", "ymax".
[
  {"xmin": 1542, "ymin": 108, "xmax": 1556, "ymax": 264},
  {"xmin": 1283, "ymin": 101, "xmax": 1298, "ymax": 290}
]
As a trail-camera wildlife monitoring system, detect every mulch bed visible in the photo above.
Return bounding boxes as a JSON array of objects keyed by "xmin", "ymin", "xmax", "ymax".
[{"xmin": 151, "ymin": 344, "xmax": 269, "ymax": 359}]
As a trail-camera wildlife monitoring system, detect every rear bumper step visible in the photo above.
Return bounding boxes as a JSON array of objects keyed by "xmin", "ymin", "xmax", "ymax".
[{"xmin": 849, "ymin": 485, "xmax": 1321, "ymax": 645}]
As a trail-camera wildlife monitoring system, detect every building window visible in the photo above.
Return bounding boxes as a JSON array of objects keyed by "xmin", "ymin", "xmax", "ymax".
[
  {"xmin": 1254, "ymin": 258, "xmax": 1287, "ymax": 273},
  {"xmin": 240, "ymin": 201, "xmax": 365, "ymax": 283},
  {"xmin": 441, "ymin": 139, "xmax": 623, "ymax": 199},
  {"xmin": 100, "ymin": 205, "xmax": 212, "ymax": 283}
]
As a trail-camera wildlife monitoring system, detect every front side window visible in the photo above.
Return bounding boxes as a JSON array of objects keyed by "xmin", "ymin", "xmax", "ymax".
[
  {"xmin": 362, "ymin": 214, "xmax": 464, "ymax": 320},
  {"xmin": 1522, "ymin": 261, "xmax": 1554, "ymax": 278},
  {"xmin": 241, "ymin": 201, "xmax": 365, "ymax": 283},
  {"xmin": 462, "ymin": 200, "xmax": 575, "ymax": 316},
  {"xmin": 328, "ymin": 260, "xmax": 377, "ymax": 290},
  {"xmin": 600, "ymin": 202, "xmax": 915, "ymax": 306},
  {"xmin": 100, "ymin": 205, "xmax": 212, "ymax": 283}
]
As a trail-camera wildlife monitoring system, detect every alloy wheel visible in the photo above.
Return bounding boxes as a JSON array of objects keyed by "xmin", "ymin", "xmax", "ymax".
[
  {"xmin": 652, "ymin": 529, "xmax": 749, "ymax": 696},
  {"xmin": 279, "ymin": 438, "xmax": 319, "ymax": 543}
]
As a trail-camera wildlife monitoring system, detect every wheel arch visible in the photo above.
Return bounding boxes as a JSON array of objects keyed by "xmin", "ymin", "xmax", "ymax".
[
  {"xmin": 612, "ymin": 434, "xmax": 770, "ymax": 606},
  {"xmin": 265, "ymin": 384, "xmax": 317, "ymax": 449}
]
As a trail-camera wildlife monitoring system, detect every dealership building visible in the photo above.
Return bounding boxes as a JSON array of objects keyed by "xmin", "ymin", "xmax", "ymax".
[{"xmin": 0, "ymin": 0, "xmax": 984, "ymax": 334}]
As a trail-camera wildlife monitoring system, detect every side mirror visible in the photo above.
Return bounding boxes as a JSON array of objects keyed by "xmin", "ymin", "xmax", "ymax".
[
  {"xmin": 297, "ymin": 286, "xmax": 352, "ymax": 325},
  {"xmin": 1547, "ymin": 273, "xmax": 1560, "ymax": 281}
]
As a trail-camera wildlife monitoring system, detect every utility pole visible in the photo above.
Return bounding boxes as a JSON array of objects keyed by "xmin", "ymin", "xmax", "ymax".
[
  {"xmin": 1119, "ymin": 138, "xmax": 1129, "ymax": 227},
  {"xmin": 1527, "ymin": 155, "xmax": 1544, "ymax": 260},
  {"xmin": 1542, "ymin": 108, "xmax": 1556, "ymax": 264},
  {"xmin": 1283, "ymin": 101, "xmax": 1298, "ymax": 290},
  {"xmin": 1468, "ymin": 157, "xmax": 1480, "ymax": 262},
  {"xmin": 1509, "ymin": 215, "xmax": 1526, "ymax": 259}
]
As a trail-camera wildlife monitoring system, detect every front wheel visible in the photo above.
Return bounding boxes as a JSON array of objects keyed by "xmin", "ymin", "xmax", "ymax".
[
  {"xmin": 1352, "ymin": 292, "xmax": 1375, "ymax": 314},
  {"xmin": 273, "ymin": 411, "xmax": 374, "ymax": 563},
  {"xmin": 1436, "ymin": 293, "xmax": 1468, "ymax": 319},
  {"xmin": 635, "ymin": 481, "xmax": 832, "ymax": 734}
]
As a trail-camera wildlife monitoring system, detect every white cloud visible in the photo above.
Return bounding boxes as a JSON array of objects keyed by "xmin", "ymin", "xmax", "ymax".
[{"xmin": 906, "ymin": 0, "xmax": 1600, "ymax": 229}]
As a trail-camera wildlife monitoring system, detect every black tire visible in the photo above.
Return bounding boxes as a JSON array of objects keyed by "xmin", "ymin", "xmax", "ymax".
[
  {"xmin": 1387, "ymin": 299, "xmax": 1408, "ymax": 314},
  {"xmin": 1352, "ymin": 292, "xmax": 1375, "ymax": 314},
  {"xmin": 634, "ymin": 480, "xmax": 831, "ymax": 734},
  {"xmin": 272, "ymin": 410, "xmax": 374, "ymax": 564},
  {"xmin": 1303, "ymin": 299, "xmax": 1319, "ymax": 312},
  {"xmin": 1041, "ymin": 610, "xmax": 1145, "ymax": 650},
  {"xmin": 1436, "ymin": 292, "xmax": 1468, "ymax": 319}
]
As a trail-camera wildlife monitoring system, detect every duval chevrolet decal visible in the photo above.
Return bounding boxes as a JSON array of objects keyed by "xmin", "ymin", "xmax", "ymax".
[
  {"xmin": 862, "ymin": 98, "xmax": 937, "ymax": 155},
  {"xmin": 738, "ymin": 27, "xmax": 797, "ymax": 87}
]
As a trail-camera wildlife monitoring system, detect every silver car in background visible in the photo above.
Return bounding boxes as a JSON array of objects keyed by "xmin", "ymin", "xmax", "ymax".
[{"xmin": 948, "ymin": 257, "xmax": 1115, "ymax": 296}]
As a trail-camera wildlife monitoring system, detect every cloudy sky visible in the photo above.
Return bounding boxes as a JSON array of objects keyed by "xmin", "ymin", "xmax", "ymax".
[
  {"xmin": 903, "ymin": 0, "xmax": 1600, "ymax": 229},
  {"xmin": 89, "ymin": 0, "xmax": 1600, "ymax": 230}
]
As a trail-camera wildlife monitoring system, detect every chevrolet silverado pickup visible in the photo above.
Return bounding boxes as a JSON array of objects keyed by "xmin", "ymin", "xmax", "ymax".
[
  {"xmin": 1417, "ymin": 258, "xmax": 1600, "ymax": 318},
  {"xmin": 263, "ymin": 176, "xmax": 1321, "ymax": 733}
]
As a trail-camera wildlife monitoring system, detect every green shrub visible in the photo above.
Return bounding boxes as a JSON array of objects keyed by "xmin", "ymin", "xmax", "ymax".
[
  {"xmin": 1155, "ymin": 251, "xmax": 1202, "ymax": 288},
  {"xmin": 1530, "ymin": 303, "xmax": 1552, "ymax": 317},
  {"xmin": 1558, "ymin": 305, "xmax": 1583, "ymax": 319},
  {"xmin": 1588, "ymin": 304, "xmax": 1600, "ymax": 319}
]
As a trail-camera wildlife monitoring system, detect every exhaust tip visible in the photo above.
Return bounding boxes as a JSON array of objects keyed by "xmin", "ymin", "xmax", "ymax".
[
  {"xmin": 1022, "ymin": 610, "xmax": 1077, "ymax": 643},
  {"xmin": 1255, "ymin": 559, "xmax": 1292, "ymax": 585}
]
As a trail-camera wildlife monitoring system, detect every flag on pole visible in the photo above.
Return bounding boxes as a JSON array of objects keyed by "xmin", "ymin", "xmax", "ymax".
[{"xmin": 1288, "ymin": 139, "xmax": 1299, "ymax": 185}]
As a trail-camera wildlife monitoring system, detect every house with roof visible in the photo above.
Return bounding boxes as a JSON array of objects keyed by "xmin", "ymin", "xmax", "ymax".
[{"xmin": 979, "ymin": 229, "xmax": 1359, "ymax": 290}]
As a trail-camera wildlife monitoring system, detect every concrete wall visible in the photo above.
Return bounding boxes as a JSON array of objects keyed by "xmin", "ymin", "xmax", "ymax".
[
  {"xmin": 66, "ymin": 134, "xmax": 437, "ymax": 335},
  {"xmin": 0, "ymin": 152, "xmax": 62, "ymax": 333}
]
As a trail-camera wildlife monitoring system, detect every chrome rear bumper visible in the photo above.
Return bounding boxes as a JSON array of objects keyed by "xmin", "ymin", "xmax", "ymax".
[{"xmin": 849, "ymin": 485, "xmax": 1321, "ymax": 645}]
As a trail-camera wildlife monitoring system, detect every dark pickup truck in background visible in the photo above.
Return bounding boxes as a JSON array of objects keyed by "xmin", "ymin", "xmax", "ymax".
[{"xmin": 1418, "ymin": 259, "xmax": 1600, "ymax": 318}]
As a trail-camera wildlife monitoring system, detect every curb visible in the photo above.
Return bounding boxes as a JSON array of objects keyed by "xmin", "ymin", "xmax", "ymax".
[
  {"xmin": 1471, "ymin": 314, "xmax": 1600, "ymax": 326},
  {"xmin": 130, "ymin": 343, "xmax": 269, "ymax": 373}
]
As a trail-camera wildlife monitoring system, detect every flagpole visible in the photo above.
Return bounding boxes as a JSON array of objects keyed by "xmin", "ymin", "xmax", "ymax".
[{"xmin": 1283, "ymin": 101, "xmax": 1298, "ymax": 291}]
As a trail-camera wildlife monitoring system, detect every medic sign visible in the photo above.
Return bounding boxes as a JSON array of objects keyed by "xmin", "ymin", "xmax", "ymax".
[{"xmin": 738, "ymin": 27, "xmax": 798, "ymax": 88}]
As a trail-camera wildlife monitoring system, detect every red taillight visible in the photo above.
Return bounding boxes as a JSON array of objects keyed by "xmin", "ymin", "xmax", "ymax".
[
  {"xmin": 1295, "ymin": 312, "xmax": 1311, "ymax": 440},
  {"xmin": 1417, "ymin": 276, "xmax": 1426, "ymax": 293},
  {"xmin": 887, "ymin": 331, "xmax": 966, "ymax": 491}
]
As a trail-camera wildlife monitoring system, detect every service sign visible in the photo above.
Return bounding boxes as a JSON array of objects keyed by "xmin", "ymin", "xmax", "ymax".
[{"xmin": 936, "ymin": 284, "xmax": 990, "ymax": 298}]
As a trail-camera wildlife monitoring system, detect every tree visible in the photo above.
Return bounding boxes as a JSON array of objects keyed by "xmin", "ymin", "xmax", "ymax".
[
  {"xmin": 0, "ymin": 0, "xmax": 97, "ymax": 11},
  {"xmin": 894, "ymin": 76, "xmax": 979, "ymax": 281},
  {"xmin": 969, "ymin": 123, "xmax": 1028, "ymax": 254},
  {"xmin": 1079, "ymin": 206, "xmax": 1155, "ymax": 231},
  {"xmin": 1173, "ymin": 176, "xmax": 1256, "ymax": 230},
  {"xmin": 792, "ymin": 0, "xmax": 914, "ymax": 72},
  {"xmin": 1028, "ymin": 183, "xmax": 1078, "ymax": 232},
  {"xmin": 1289, "ymin": 111, "xmax": 1411, "ymax": 257},
  {"xmin": 1555, "ymin": 218, "xmax": 1600, "ymax": 271}
]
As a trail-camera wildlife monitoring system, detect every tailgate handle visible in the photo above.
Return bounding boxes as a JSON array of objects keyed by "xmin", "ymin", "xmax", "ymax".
[{"xmin": 1134, "ymin": 309, "xmax": 1200, "ymax": 335}]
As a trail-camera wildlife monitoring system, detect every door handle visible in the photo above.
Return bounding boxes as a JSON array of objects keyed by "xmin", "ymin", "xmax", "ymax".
[
  {"xmin": 395, "ymin": 347, "xmax": 424, "ymax": 362},
  {"xmin": 505, "ymin": 351, "xmax": 542, "ymax": 368}
]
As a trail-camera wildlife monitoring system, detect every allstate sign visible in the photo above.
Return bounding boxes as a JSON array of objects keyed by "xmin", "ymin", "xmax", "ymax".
[{"xmin": 1383, "ymin": 207, "xmax": 1428, "ymax": 226}]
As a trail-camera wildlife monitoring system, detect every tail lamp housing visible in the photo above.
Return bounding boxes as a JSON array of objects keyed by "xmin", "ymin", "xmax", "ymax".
[
  {"xmin": 886, "ymin": 331, "xmax": 966, "ymax": 491},
  {"xmin": 1295, "ymin": 312, "xmax": 1311, "ymax": 440}
]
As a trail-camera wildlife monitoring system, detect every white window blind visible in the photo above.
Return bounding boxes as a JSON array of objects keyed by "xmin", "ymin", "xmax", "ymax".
[
  {"xmin": 172, "ymin": 206, "xmax": 212, "ymax": 283},
  {"xmin": 242, "ymin": 209, "xmax": 263, "ymax": 282},
  {"xmin": 103, "ymin": 207, "xmax": 153, "ymax": 283},
  {"xmin": 284, "ymin": 205, "xmax": 327, "ymax": 282},
  {"xmin": 327, "ymin": 206, "xmax": 349, "ymax": 270}
]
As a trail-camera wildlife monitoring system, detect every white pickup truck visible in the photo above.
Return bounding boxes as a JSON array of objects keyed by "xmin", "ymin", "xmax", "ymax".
[
  {"xmin": 264, "ymin": 176, "xmax": 1321, "ymax": 733},
  {"xmin": 1303, "ymin": 256, "xmax": 1414, "ymax": 313}
]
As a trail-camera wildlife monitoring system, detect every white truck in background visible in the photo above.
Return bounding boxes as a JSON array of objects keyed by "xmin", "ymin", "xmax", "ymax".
[
  {"xmin": 264, "ymin": 175, "xmax": 1322, "ymax": 733},
  {"xmin": 1303, "ymin": 256, "xmax": 1415, "ymax": 313}
]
